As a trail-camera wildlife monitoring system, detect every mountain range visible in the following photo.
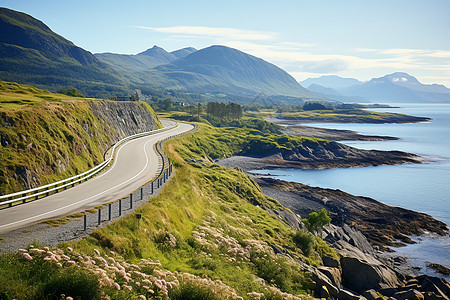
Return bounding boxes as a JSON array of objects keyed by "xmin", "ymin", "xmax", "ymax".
[
  {"xmin": 0, "ymin": 7, "xmax": 324, "ymax": 104},
  {"xmin": 303, "ymin": 73, "xmax": 450, "ymax": 103}
]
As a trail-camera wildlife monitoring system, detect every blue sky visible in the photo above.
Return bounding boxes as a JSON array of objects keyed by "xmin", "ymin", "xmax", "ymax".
[{"xmin": 2, "ymin": 0, "xmax": 450, "ymax": 86}]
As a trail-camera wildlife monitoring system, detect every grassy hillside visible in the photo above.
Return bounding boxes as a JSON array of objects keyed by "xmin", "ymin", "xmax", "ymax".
[
  {"xmin": 0, "ymin": 123, "xmax": 337, "ymax": 299},
  {"xmin": 251, "ymin": 108, "xmax": 430, "ymax": 123},
  {"xmin": 0, "ymin": 7, "xmax": 129, "ymax": 97},
  {"xmin": 0, "ymin": 80, "xmax": 160, "ymax": 194}
]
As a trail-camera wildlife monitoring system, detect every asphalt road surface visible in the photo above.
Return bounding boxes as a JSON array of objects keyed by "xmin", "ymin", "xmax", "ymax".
[{"xmin": 0, "ymin": 121, "xmax": 193, "ymax": 233}]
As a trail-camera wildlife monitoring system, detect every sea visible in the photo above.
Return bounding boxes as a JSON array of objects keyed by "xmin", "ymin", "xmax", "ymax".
[{"xmin": 255, "ymin": 103, "xmax": 450, "ymax": 279}]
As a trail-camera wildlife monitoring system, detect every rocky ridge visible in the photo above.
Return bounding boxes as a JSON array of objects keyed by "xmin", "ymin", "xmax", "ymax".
[{"xmin": 256, "ymin": 183, "xmax": 449, "ymax": 299}]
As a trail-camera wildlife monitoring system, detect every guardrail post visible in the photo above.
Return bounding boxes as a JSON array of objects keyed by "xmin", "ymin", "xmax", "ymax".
[
  {"xmin": 130, "ymin": 193, "xmax": 133, "ymax": 209},
  {"xmin": 119, "ymin": 199, "xmax": 122, "ymax": 216},
  {"xmin": 151, "ymin": 181, "xmax": 154, "ymax": 194},
  {"xmin": 140, "ymin": 188, "xmax": 143, "ymax": 200},
  {"xmin": 98, "ymin": 209, "xmax": 101, "ymax": 225},
  {"xmin": 108, "ymin": 204, "xmax": 112, "ymax": 221},
  {"xmin": 83, "ymin": 214, "xmax": 87, "ymax": 231}
]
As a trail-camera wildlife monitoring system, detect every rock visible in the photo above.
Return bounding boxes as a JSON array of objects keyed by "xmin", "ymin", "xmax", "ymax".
[
  {"xmin": 341, "ymin": 255, "xmax": 400, "ymax": 293},
  {"xmin": 323, "ymin": 255, "xmax": 340, "ymax": 268},
  {"xmin": 427, "ymin": 263, "xmax": 450, "ymax": 276},
  {"xmin": 274, "ymin": 209, "xmax": 303, "ymax": 229},
  {"xmin": 418, "ymin": 275, "xmax": 450, "ymax": 295},
  {"xmin": 362, "ymin": 289, "xmax": 382, "ymax": 300},
  {"xmin": 378, "ymin": 287, "xmax": 397, "ymax": 297},
  {"xmin": 392, "ymin": 289, "xmax": 424, "ymax": 300},
  {"xmin": 311, "ymin": 268, "xmax": 340, "ymax": 298},
  {"xmin": 319, "ymin": 266, "xmax": 342, "ymax": 288},
  {"xmin": 423, "ymin": 291, "xmax": 447, "ymax": 300},
  {"xmin": 338, "ymin": 288, "xmax": 367, "ymax": 300},
  {"xmin": 419, "ymin": 277, "xmax": 450, "ymax": 300}
]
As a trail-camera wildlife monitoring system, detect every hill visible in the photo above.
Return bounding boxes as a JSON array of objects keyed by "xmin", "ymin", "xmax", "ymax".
[
  {"xmin": 151, "ymin": 45, "xmax": 325, "ymax": 102},
  {"xmin": 0, "ymin": 80, "xmax": 160, "ymax": 193},
  {"xmin": 0, "ymin": 7, "xmax": 129, "ymax": 97},
  {"xmin": 341, "ymin": 72, "xmax": 450, "ymax": 103}
]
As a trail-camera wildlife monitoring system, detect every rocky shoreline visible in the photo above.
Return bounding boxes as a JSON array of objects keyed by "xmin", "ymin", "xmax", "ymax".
[
  {"xmin": 249, "ymin": 173, "xmax": 450, "ymax": 299},
  {"xmin": 266, "ymin": 113, "xmax": 431, "ymax": 125},
  {"xmin": 218, "ymin": 118, "xmax": 450, "ymax": 298},
  {"xmin": 255, "ymin": 177, "xmax": 448, "ymax": 250}
]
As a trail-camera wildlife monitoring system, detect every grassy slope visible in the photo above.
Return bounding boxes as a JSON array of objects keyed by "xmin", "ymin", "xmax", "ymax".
[
  {"xmin": 251, "ymin": 108, "xmax": 429, "ymax": 123},
  {"xmin": 0, "ymin": 80, "xmax": 160, "ymax": 194},
  {"xmin": 0, "ymin": 123, "xmax": 338, "ymax": 299},
  {"xmin": 65, "ymin": 124, "xmax": 336, "ymax": 298}
]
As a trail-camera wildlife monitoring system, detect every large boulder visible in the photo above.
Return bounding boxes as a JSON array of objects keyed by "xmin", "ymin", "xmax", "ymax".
[{"xmin": 341, "ymin": 255, "xmax": 400, "ymax": 293}]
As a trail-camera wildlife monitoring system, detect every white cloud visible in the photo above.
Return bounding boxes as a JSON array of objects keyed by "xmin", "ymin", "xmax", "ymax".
[{"xmin": 133, "ymin": 26, "xmax": 275, "ymax": 41}]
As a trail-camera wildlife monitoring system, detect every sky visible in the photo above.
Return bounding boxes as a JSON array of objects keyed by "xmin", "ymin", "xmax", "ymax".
[{"xmin": 2, "ymin": 0, "xmax": 450, "ymax": 86}]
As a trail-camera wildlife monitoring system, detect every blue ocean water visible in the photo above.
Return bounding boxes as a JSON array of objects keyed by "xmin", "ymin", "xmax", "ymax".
[{"xmin": 256, "ymin": 103, "xmax": 450, "ymax": 278}]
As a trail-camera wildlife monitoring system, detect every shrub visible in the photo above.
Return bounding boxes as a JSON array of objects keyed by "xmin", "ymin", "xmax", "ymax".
[
  {"xmin": 293, "ymin": 230, "xmax": 315, "ymax": 256},
  {"xmin": 302, "ymin": 208, "xmax": 331, "ymax": 236}
]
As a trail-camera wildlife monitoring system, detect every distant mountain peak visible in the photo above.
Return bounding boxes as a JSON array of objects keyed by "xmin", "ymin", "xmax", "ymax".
[
  {"xmin": 384, "ymin": 72, "xmax": 419, "ymax": 84},
  {"xmin": 138, "ymin": 45, "xmax": 170, "ymax": 56}
]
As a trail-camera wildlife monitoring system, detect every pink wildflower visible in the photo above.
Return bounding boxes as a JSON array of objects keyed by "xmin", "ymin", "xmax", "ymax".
[
  {"xmin": 138, "ymin": 295, "xmax": 146, "ymax": 300},
  {"xmin": 67, "ymin": 247, "xmax": 73, "ymax": 252},
  {"xmin": 66, "ymin": 297, "xmax": 73, "ymax": 300},
  {"xmin": 56, "ymin": 262, "xmax": 62, "ymax": 268},
  {"xmin": 22, "ymin": 253, "xmax": 33, "ymax": 260},
  {"xmin": 114, "ymin": 282, "xmax": 121, "ymax": 290},
  {"xmin": 43, "ymin": 246, "xmax": 50, "ymax": 251},
  {"xmin": 18, "ymin": 249, "xmax": 27, "ymax": 253},
  {"xmin": 123, "ymin": 285, "xmax": 132, "ymax": 291},
  {"xmin": 43, "ymin": 257, "xmax": 52, "ymax": 261},
  {"xmin": 94, "ymin": 248, "xmax": 100, "ymax": 256}
]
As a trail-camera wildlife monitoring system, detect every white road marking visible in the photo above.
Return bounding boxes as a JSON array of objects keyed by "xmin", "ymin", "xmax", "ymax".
[{"xmin": 0, "ymin": 135, "xmax": 156, "ymax": 229}]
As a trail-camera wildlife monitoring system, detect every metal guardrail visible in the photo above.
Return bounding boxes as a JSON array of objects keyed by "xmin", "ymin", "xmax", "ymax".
[{"xmin": 0, "ymin": 123, "xmax": 179, "ymax": 208}]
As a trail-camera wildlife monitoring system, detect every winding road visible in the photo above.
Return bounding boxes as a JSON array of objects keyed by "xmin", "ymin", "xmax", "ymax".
[{"xmin": 0, "ymin": 121, "xmax": 193, "ymax": 234}]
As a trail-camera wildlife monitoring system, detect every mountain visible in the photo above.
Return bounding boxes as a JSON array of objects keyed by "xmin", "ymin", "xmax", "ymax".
[
  {"xmin": 0, "ymin": 7, "xmax": 127, "ymax": 97},
  {"xmin": 95, "ymin": 46, "xmax": 197, "ymax": 72},
  {"xmin": 300, "ymin": 75, "xmax": 361, "ymax": 90},
  {"xmin": 150, "ymin": 45, "xmax": 325, "ymax": 102},
  {"xmin": 307, "ymin": 83, "xmax": 370, "ymax": 103},
  {"xmin": 0, "ymin": 8, "xmax": 327, "ymax": 104},
  {"xmin": 342, "ymin": 72, "xmax": 450, "ymax": 103}
]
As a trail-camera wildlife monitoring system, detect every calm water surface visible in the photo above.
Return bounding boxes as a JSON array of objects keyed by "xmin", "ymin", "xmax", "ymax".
[{"xmin": 256, "ymin": 103, "xmax": 450, "ymax": 279}]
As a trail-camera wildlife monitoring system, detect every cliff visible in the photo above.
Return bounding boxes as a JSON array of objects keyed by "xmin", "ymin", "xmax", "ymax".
[{"xmin": 0, "ymin": 81, "xmax": 160, "ymax": 194}]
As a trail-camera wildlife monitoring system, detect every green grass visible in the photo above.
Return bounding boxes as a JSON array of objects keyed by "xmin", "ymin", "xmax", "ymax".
[
  {"xmin": 0, "ymin": 80, "xmax": 161, "ymax": 194},
  {"xmin": 248, "ymin": 108, "xmax": 421, "ymax": 123}
]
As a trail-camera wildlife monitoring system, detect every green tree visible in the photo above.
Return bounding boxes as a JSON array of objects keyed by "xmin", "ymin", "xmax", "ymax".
[{"xmin": 302, "ymin": 208, "xmax": 331, "ymax": 236}]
